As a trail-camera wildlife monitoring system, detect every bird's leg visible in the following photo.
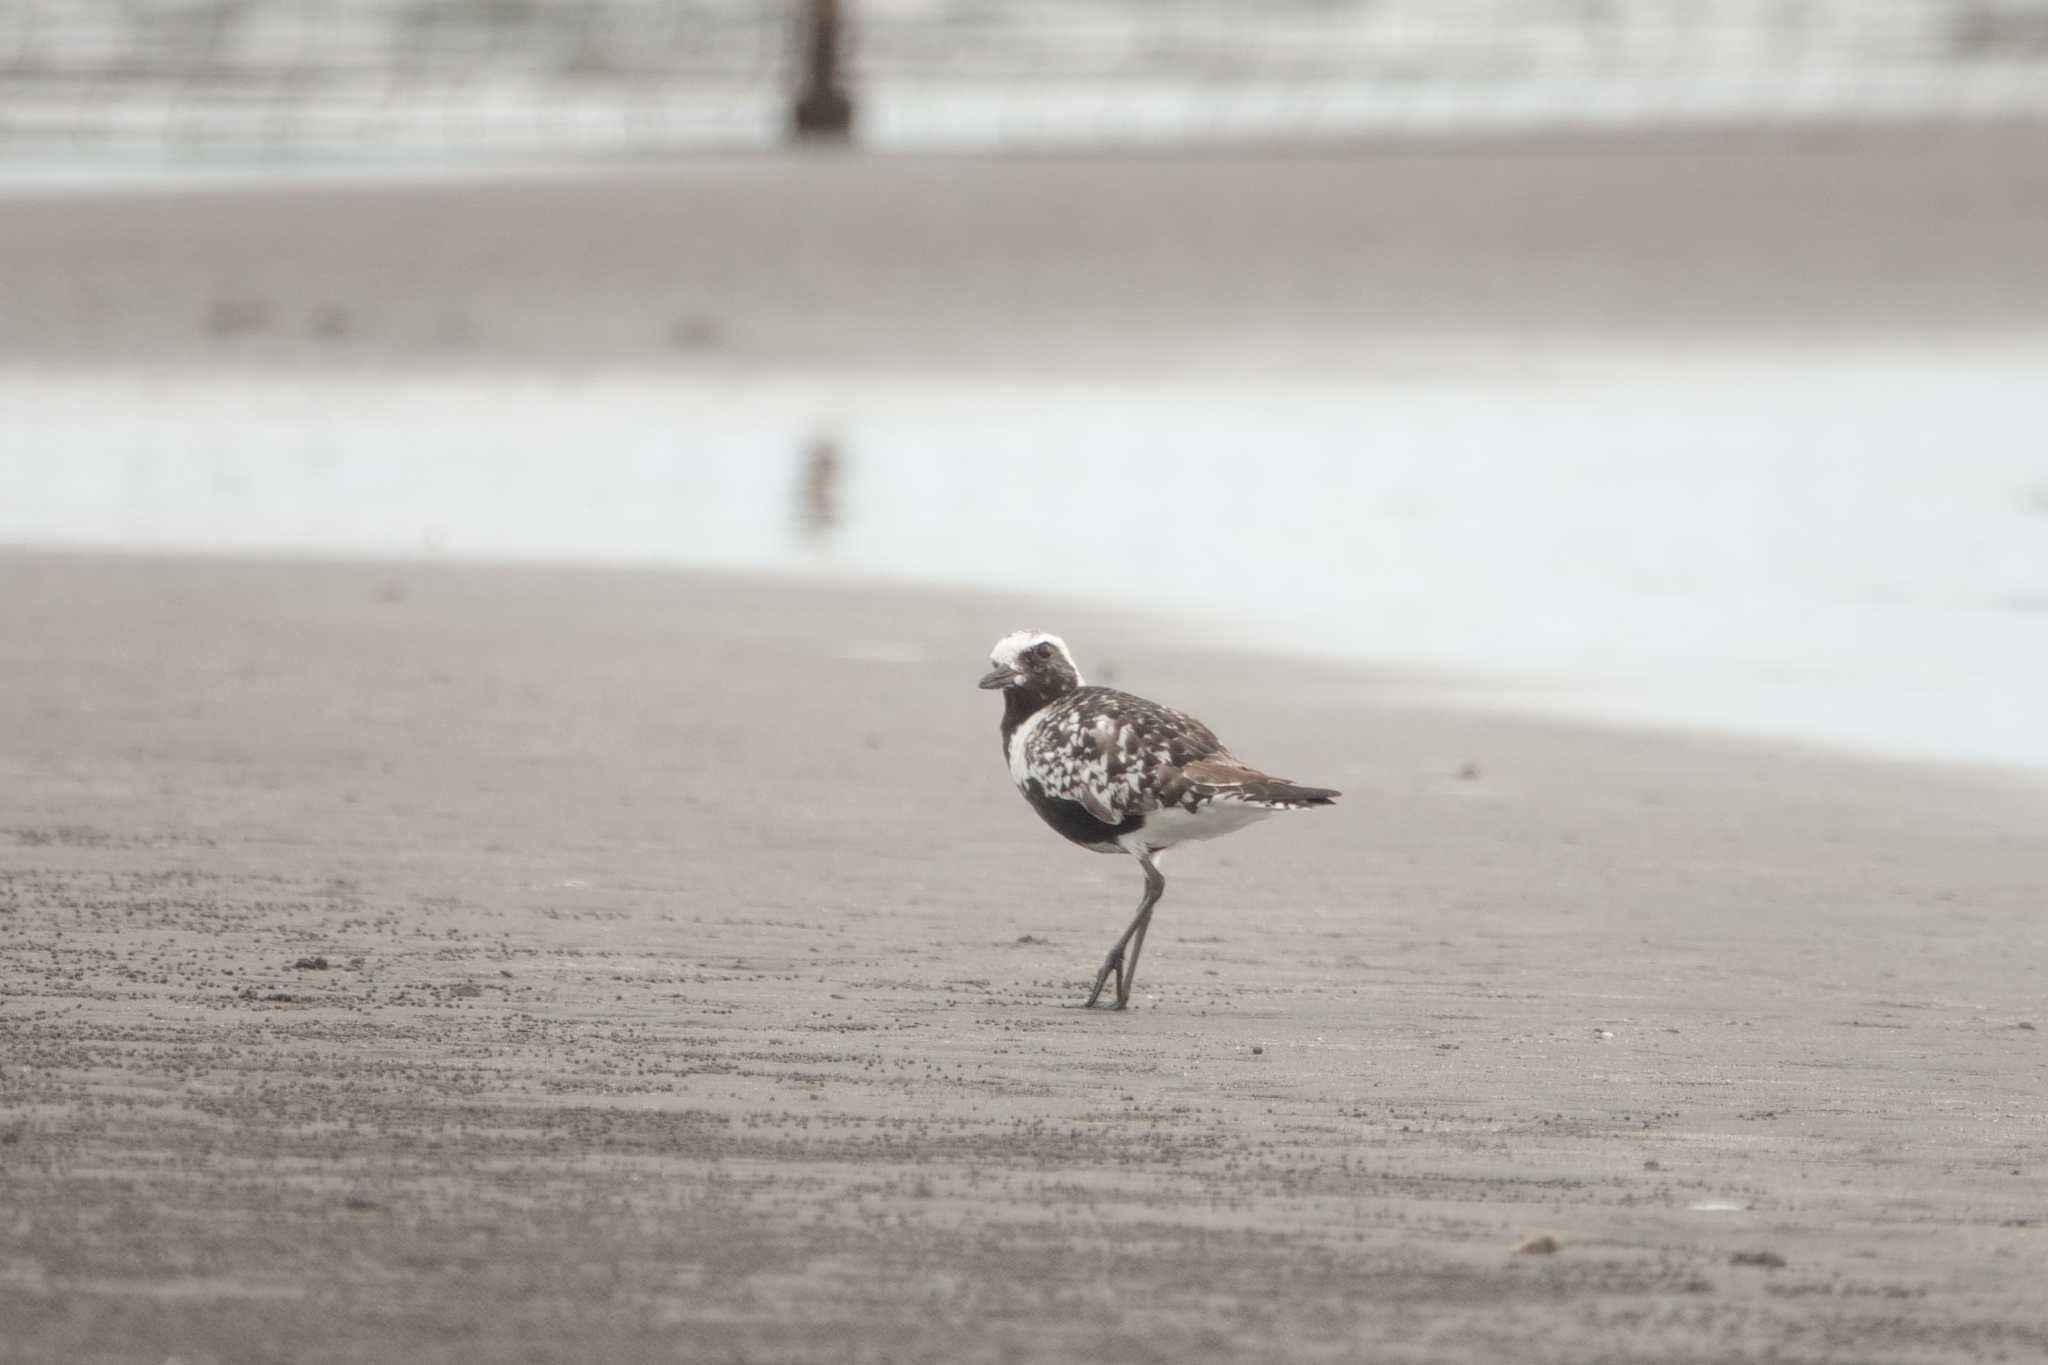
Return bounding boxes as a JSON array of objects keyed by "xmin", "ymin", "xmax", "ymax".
[
  {"xmin": 1085, "ymin": 918, "xmax": 1139, "ymax": 1010},
  {"xmin": 1118, "ymin": 853, "xmax": 1165, "ymax": 1008},
  {"xmin": 1085, "ymin": 851, "xmax": 1165, "ymax": 1010}
]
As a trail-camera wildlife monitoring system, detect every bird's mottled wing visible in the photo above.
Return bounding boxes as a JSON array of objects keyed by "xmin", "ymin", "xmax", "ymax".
[{"xmin": 1022, "ymin": 686, "xmax": 1228, "ymax": 825}]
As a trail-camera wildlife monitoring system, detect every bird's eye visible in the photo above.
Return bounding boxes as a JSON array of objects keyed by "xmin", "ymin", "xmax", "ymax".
[{"xmin": 1032, "ymin": 643, "xmax": 1052, "ymax": 659}]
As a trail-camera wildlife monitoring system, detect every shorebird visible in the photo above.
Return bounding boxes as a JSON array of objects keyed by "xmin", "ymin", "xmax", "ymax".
[{"xmin": 980, "ymin": 630, "xmax": 1340, "ymax": 1009}]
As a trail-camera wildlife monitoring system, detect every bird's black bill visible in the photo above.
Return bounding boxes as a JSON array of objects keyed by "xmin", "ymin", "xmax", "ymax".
[{"xmin": 977, "ymin": 666, "xmax": 1020, "ymax": 690}]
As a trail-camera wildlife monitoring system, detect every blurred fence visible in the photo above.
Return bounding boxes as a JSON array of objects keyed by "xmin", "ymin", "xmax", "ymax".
[{"xmin": 3, "ymin": 1, "xmax": 2047, "ymax": 163}]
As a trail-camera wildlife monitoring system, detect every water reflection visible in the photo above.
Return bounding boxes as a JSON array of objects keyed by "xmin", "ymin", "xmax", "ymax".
[
  {"xmin": 796, "ymin": 436, "xmax": 844, "ymax": 543},
  {"xmin": 5, "ymin": 347, "xmax": 2047, "ymax": 770}
]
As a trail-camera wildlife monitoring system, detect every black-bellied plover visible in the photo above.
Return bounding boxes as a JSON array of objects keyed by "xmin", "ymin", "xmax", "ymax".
[{"xmin": 980, "ymin": 631, "xmax": 1340, "ymax": 1009}]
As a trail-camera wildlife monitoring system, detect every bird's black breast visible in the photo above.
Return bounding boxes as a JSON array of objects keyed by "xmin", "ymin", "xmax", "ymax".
[{"xmin": 1023, "ymin": 779, "xmax": 1143, "ymax": 851}]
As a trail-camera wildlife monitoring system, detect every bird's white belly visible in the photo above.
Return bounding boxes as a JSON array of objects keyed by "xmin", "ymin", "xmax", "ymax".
[{"xmin": 1120, "ymin": 799, "xmax": 1276, "ymax": 854}]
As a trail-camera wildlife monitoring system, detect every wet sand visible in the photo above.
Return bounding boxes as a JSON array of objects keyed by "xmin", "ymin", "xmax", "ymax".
[
  {"xmin": 6, "ymin": 124, "xmax": 2048, "ymax": 373},
  {"xmin": 2, "ymin": 551, "xmax": 2044, "ymax": 1363}
]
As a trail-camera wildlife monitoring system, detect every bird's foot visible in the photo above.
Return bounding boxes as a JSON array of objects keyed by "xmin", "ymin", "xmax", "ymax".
[{"xmin": 1084, "ymin": 949, "xmax": 1125, "ymax": 1009}]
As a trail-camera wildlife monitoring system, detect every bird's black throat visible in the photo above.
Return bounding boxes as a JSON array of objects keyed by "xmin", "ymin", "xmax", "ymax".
[{"xmin": 998, "ymin": 678, "xmax": 1077, "ymax": 750}]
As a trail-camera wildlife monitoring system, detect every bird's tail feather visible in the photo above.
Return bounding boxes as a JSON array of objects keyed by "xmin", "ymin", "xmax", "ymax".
[
  {"xmin": 1180, "ymin": 757, "xmax": 1339, "ymax": 809},
  {"xmin": 1217, "ymin": 779, "xmax": 1340, "ymax": 809}
]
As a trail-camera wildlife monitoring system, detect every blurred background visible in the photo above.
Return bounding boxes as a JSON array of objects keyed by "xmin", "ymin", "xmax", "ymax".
[
  {"xmin": 3, "ymin": 1, "xmax": 2046, "ymax": 768},
  {"xmin": 5, "ymin": 0, "xmax": 2048, "ymax": 157}
]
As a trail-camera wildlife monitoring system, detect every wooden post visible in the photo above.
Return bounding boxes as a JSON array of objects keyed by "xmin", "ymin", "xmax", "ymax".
[{"xmin": 791, "ymin": 0, "xmax": 854, "ymax": 142}]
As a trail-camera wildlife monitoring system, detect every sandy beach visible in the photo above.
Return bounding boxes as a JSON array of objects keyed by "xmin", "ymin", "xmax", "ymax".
[
  {"xmin": 6, "ymin": 124, "xmax": 2048, "ymax": 373},
  {"xmin": 2, "ymin": 550, "xmax": 2043, "ymax": 1363},
  {"xmin": 5, "ymin": 117, "xmax": 2048, "ymax": 1360}
]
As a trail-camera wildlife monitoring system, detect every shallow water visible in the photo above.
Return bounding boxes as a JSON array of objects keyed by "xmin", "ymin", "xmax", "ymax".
[{"xmin": 7, "ymin": 341, "xmax": 2047, "ymax": 770}]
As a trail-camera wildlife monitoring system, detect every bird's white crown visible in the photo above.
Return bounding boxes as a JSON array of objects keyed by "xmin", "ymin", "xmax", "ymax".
[{"xmin": 989, "ymin": 630, "xmax": 1081, "ymax": 682}]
